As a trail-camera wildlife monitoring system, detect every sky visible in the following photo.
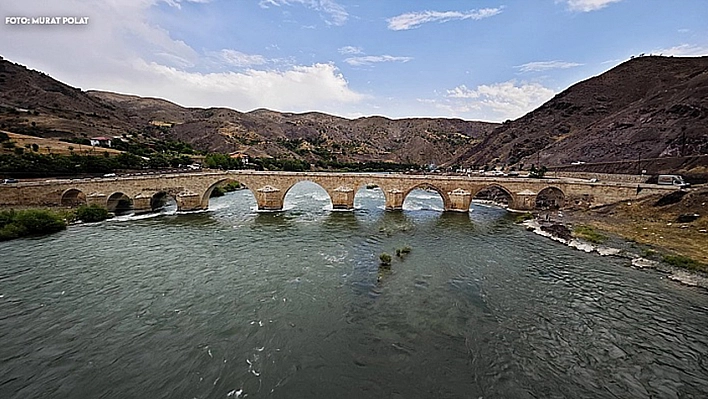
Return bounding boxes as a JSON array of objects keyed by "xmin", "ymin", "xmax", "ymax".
[{"xmin": 1, "ymin": 0, "xmax": 707, "ymax": 122}]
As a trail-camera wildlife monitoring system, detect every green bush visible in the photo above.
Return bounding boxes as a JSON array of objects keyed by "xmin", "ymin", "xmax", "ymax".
[
  {"xmin": 75, "ymin": 204, "xmax": 110, "ymax": 222},
  {"xmin": 0, "ymin": 209, "xmax": 66, "ymax": 240},
  {"xmin": 223, "ymin": 181, "xmax": 242, "ymax": 192},
  {"xmin": 210, "ymin": 186, "xmax": 226, "ymax": 197},
  {"xmin": 662, "ymin": 254, "xmax": 703, "ymax": 271}
]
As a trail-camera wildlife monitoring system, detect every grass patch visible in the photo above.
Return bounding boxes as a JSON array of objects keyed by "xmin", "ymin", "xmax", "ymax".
[
  {"xmin": 662, "ymin": 254, "xmax": 704, "ymax": 271},
  {"xmin": 514, "ymin": 213, "xmax": 534, "ymax": 223},
  {"xmin": 573, "ymin": 225, "xmax": 608, "ymax": 244},
  {"xmin": 0, "ymin": 209, "xmax": 67, "ymax": 241}
]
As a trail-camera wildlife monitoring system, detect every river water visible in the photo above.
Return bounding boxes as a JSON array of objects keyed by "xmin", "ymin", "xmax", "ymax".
[{"xmin": 1, "ymin": 182, "xmax": 707, "ymax": 398}]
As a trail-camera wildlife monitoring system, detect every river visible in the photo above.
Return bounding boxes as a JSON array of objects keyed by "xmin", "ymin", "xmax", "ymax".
[{"xmin": 1, "ymin": 182, "xmax": 707, "ymax": 398}]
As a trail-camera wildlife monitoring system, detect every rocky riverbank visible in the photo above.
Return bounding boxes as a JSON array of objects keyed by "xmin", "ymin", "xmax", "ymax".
[{"xmin": 521, "ymin": 187, "xmax": 708, "ymax": 289}]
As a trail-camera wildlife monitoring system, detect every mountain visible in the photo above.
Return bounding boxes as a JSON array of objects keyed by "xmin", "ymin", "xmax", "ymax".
[
  {"xmin": 0, "ymin": 56, "xmax": 496, "ymax": 166},
  {"xmin": 2, "ymin": 55, "xmax": 707, "ymax": 175},
  {"xmin": 454, "ymin": 56, "xmax": 708, "ymax": 171}
]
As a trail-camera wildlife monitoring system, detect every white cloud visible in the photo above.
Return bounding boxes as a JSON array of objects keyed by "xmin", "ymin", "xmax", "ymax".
[
  {"xmin": 258, "ymin": 0, "xmax": 348, "ymax": 26},
  {"xmin": 516, "ymin": 60, "xmax": 583, "ymax": 72},
  {"xmin": 212, "ymin": 49, "xmax": 267, "ymax": 67},
  {"xmin": 654, "ymin": 44, "xmax": 708, "ymax": 57},
  {"xmin": 387, "ymin": 8, "xmax": 503, "ymax": 31},
  {"xmin": 438, "ymin": 81, "xmax": 555, "ymax": 121},
  {"xmin": 344, "ymin": 55, "xmax": 413, "ymax": 66},
  {"xmin": 162, "ymin": 0, "xmax": 212, "ymax": 9},
  {"xmin": 134, "ymin": 61, "xmax": 363, "ymax": 110},
  {"xmin": 559, "ymin": 0, "xmax": 622, "ymax": 12},
  {"xmin": 0, "ymin": 0, "xmax": 363, "ymax": 115},
  {"xmin": 338, "ymin": 46, "xmax": 364, "ymax": 55}
]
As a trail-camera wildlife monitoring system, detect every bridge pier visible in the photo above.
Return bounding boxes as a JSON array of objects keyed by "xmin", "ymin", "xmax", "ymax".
[
  {"xmin": 255, "ymin": 185, "xmax": 284, "ymax": 211},
  {"xmin": 447, "ymin": 188, "xmax": 472, "ymax": 212},
  {"xmin": 132, "ymin": 194, "xmax": 153, "ymax": 214},
  {"xmin": 86, "ymin": 192, "xmax": 107, "ymax": 207},
  {"xmin": 330, "ymin": 186, "xmax": 355, "ymax": 210},
  {"xmin": 511, "ymin": 190, "xmax": 537, "ymax": 211},
  {"xmin": 176, "ymin": 190, "xmax": 204, "ymax": 212},
  {"xmin": 385, "ymin": 188, "xmax": 404, "ymax": 211}
]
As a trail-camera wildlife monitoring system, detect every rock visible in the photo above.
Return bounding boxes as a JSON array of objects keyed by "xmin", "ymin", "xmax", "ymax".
[
  {"xmin": 540, "ymin": 223, "xmax": 573, "ymax": 241},
  {"xmin": 676, "ymin": 213, "xmax": 700, "ymax": 223}
]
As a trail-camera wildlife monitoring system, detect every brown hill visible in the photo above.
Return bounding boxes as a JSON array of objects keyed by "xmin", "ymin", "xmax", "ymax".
[
  {"xmin": 454, "ymin": 56, "xmax": 708, "ymax": 175},
  {"xmin": 0, "ymin": 57, "xmax": 496, "ymax": 166}
]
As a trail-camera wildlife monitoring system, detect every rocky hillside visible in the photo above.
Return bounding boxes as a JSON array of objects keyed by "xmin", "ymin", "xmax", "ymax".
[
  {"xmin": 454, "ymin": 56, "xmax": 708, "ymax": 171},
  {"xmin": 0, "ymin": 57, "xmax": 496, "ymax": 166},
  {"xmin": 2, "ymin": 55, "xmax": 707, "ymax": 172}
]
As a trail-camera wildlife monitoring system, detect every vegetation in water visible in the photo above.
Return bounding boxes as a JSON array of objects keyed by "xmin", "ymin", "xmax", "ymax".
[
  {"xmin": 74, "ymin": 204, "xmax": 110, "ymax": 223},
  {"xmin": 572, "ymin": 225, "xmax": 608, "ymax": 244},
  {"xmin": 379, "ymin": 253, "xmax": 392, "ymax": 267},
  {"xmin": 0, "ymin": 209, "xmax": 66, "ymax": 241},
  {"xmin": 395, "ymin": 246, "xmax": 411, "ymax": 258}
]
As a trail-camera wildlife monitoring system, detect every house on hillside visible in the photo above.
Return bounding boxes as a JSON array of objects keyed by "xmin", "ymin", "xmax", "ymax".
[
  {"xmin": 90, "ymin": 137, "xmax": 112, "ymax": 147},
  {"xmin": 229, "ymin": 152, "xmax": 250, "ymax": 165}
]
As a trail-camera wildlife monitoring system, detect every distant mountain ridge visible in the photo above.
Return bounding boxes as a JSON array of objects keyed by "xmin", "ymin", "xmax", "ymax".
[
  {"xmin": 453, "ymin": 56, "xmax": 708, "ymax": 170},
  {"xmin": 0, "ymin": 57, "xmax": 496, "ymax": 166},
  {"xmin": 1, "ymin": 55, "xmax": 707, "ymax": 174}
]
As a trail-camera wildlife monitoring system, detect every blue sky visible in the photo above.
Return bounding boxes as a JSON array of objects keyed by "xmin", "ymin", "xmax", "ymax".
[{"xmin": 1, "ymin": 0, "xmax": 707, "ymax": 122}]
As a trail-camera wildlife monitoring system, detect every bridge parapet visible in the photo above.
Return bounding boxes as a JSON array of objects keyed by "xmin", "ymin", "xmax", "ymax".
[{"xmin": 0, "ymin": 170, "xmax": 682, "ymax": 213}]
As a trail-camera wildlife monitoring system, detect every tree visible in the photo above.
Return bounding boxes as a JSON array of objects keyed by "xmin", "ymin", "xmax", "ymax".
[{"xmin": 529, "ymin": 165, "xmax": 547, "ymax": 178}]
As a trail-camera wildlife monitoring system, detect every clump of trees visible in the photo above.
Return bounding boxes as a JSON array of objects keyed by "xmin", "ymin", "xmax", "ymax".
[
  {"xmin": 0, "ymin": 209, "xmax": 67, "ymax": 241},
  {"xmin": 528, "ymin": 165, "xmax": 547, "ymax": 178},
  {"xmin": 74, "ymin": 204, "xmax": 110, "ymax": 223}
]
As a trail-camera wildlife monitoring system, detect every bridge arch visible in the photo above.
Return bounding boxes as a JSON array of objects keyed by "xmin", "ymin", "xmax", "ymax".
[
  {"xmin": 106, "ymin": 192, "xmax": 133, "ymax": 214},
  {"xmin": 472, "ymin": 184, "xmax": 514, "ymax": 209},
  {"xmin": 60, "ymin": 188, "xmax": 87, "ymax": 207},
  {"xmin": 354, "ymin": 182, "xmax": 386, "ymax": 211},
  {"xmin": 201, "ymin": 178, "xmax": 257, "ymax": 209},
  {"xmin": 150, "ymin": 191, "xmax": 177, "ymax": 211},
  {"xmin": 282, "ymin": 180, "xmax": 333, "ymax": 210},
  {"xmin": 402, "ymin": 183, "xmax": 450, "ymax": 211},
  {"xmin": 535, "ymin": 186, "xmax": 565, "ymax": 209}
]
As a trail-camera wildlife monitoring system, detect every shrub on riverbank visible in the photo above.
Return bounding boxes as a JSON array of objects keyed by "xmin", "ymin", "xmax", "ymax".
[
  {"xmin": 210, "ymin": 186, "xmax": 226, "ymax": 197},
  {"xmin": 573, "ymin": 225, "xmax": 607, "ymax": 244},
  {"xmin": 75, "ymin": 204, "xmax": 110, "ymax": 223},
  {"xmin": 223, "ymin": 181, "xmax": 242, "ymax": 191},
  {"xmin": 514, "ymin": 213, "xmax": 534, "ymax": 223},
  {"xmin": 662, "ymin": 254, "xmax": 704, "ymax": 271},
  {"xmin": 0, "ymin": 209, "xmax": 66, "ymax": 240}
]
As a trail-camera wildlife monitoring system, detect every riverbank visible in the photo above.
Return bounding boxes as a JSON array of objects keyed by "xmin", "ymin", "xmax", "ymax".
[{"xmin": 524, "ymin": 187, "xmax": 708, "ymax": 287}]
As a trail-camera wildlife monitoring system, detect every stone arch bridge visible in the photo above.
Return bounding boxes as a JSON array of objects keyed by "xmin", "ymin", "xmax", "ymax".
[{"xmin": 0, "ymin": 170, "xmax": 679, "ymax": 213}]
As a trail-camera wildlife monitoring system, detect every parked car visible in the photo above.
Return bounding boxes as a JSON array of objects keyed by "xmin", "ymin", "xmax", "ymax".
[
  {"xmin": 657, "ymin": 174, "xmax": 690, "ymax": 188},
  {"xmin": 2, "ymin": 178, "xmax": 18, "ymax": 184}
]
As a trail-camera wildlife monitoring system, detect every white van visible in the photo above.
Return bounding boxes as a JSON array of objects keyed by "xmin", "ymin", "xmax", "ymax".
[{"xmin": 657, "ymin": 175, "xmax": 690, "ymax": 188}]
